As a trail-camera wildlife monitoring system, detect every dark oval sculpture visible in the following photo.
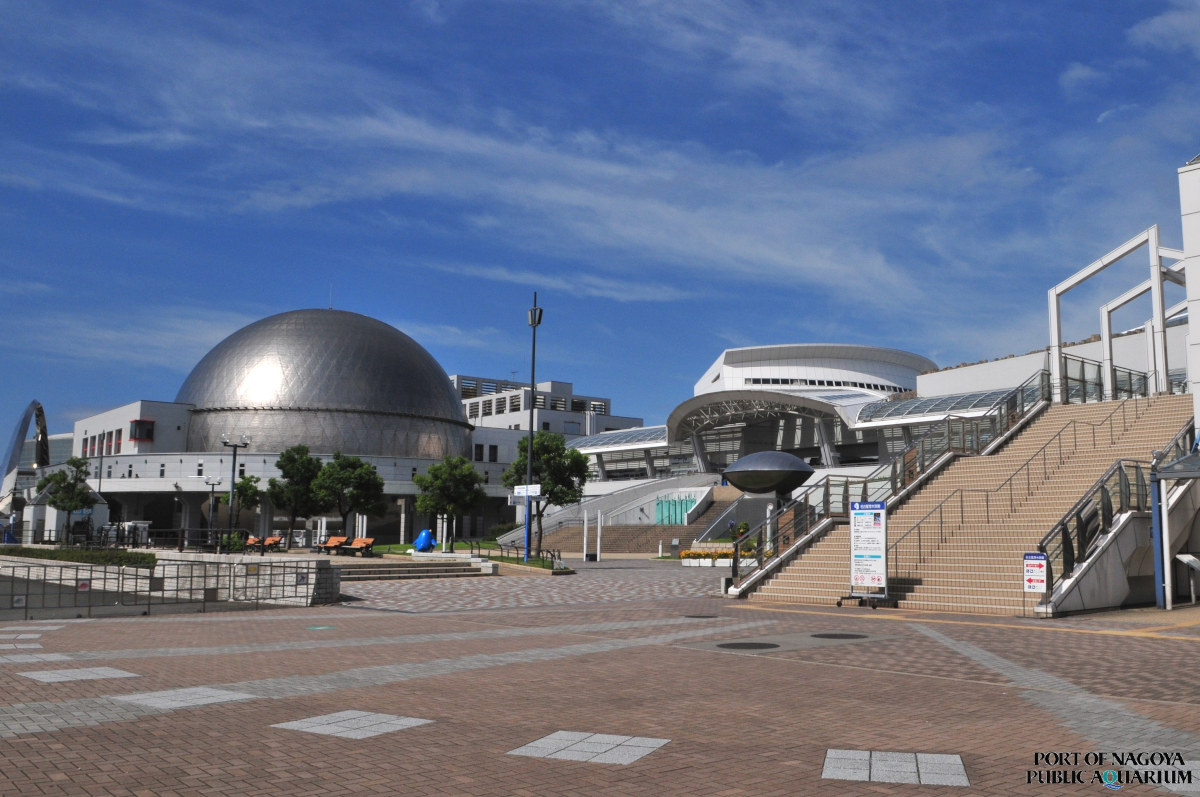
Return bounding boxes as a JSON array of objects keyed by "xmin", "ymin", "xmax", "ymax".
[{"xmin": 723, "ymin": 451, "xmax": 814, "ymax": 494}]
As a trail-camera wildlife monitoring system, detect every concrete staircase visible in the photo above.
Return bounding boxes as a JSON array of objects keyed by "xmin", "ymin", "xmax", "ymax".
[
  {"xmin": 333, "ymin": 559, "xmax": 490, "ymax": 582},
  {"xmin": 750, "ymin": 394, "xmax": 1193, "ymax": 615}
]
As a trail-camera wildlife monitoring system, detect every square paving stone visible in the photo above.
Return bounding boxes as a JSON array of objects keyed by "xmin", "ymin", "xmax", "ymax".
[
  {"xmin": 271, "ymin": 710, "xmax": 432, "ymax": 738},
  {"xmin": 18, "ymin": 667, "xmax": 139, "ymax": 683},
  {"xmin": 509, "ymin": 731, "xmax": 669, "ymax": 765}
]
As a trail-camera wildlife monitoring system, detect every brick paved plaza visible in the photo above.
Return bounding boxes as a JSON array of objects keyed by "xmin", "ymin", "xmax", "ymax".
[{"xmin": 3, "ymin": 558, "xmax": 1200, "ymax": 795}]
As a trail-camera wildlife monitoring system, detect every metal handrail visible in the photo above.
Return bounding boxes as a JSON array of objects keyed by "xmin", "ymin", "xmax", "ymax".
[
  {"xmin": 887, "ymin": 396, "xmax": 1150, "ymax": 574},
  {"xmin": 731, "ymin": 371, "xmax": 1051, "ymax": 588},
  {"xmin": 1037, "ymin": 418, "xmax": 1194, "ymax": 594}
]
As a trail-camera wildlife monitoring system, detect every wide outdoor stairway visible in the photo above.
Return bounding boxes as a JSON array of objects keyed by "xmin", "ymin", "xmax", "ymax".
[
  {"xmin": 333, "ymin": 559, "xmax": 489, "ymax": 582},
  {"xmin": 751, "ymin": 393, "xmax": 1194, "ymax": 615},
  {"xmin": 538, "ymin": 494, "xmax": 738, "ymax": 554}
]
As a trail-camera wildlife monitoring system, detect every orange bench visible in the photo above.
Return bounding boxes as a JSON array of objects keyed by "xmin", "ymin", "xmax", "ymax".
[
  {"xmin": 247, "ymin": 536, "xmax": 283, "ymax": 551},
  {"xmin": 340, "ymin": 537, "xmax": 375, "ymax": 557},
  {"xmin": 316, "ymin": 536, "xmax": 347, "ymax": 554}
]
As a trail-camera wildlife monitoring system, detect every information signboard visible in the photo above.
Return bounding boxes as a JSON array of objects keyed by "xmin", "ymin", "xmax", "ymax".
[
  {"xmin": 849, "ymin": 501, "xmax": 888, "ymax": 598},
  {"xmin": 513, "ymin": 484, "xmax": 542, "ymax": 498},
  {"xmin": 1023, "ymin": 552, "xmax": 1047, "ymax": 593}
]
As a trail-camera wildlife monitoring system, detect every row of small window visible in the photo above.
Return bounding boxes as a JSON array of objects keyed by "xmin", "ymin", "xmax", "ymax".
[
  {"xmin": 468, "ymin": 395, "xmax": 525, "ymax": 417},
  {"xmin": 466, "ymin": 395, "xmax": 609, "ymax": 418},
  {"xmin": 80, "ymin": 420, "xmax": 157, "ymax": 459},
  {"xmin": 744, "ymin": 377, "xmax": 903, "ymax": 392},
  {"xmin": 83, "ymin": 429, "xmax": 123, "ymax": 458},
  {"xmin": 97, "ymin": 460, "xmax": 249, "ymax": 479},
  {"xmin": 458, "ymin": 379, "xmax": 522, "ymax": 399}
]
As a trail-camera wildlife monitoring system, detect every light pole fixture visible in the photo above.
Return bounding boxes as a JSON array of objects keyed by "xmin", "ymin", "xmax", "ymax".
[
  {"xmin": 525, "ymin": 291, "xmax": 542, "ymax": 562},
  {"xmin": 220, "ymin": 434, "xmax": 250, "ymax": 554},
  {"xmin": 204, "ymin": 475, "xmax": 222, "ymax": 550}
]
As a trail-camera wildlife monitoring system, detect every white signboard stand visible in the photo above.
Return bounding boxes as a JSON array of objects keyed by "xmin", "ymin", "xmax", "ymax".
[
  {"xmin": 1023, "ymin": 552, "xmax": 1047, "ymax": 593},
  {"xmin": 840, "ymin": 501, "xmax": 890, "ymax": 608}
]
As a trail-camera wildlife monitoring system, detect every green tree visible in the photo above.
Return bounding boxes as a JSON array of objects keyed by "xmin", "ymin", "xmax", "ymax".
[
  {"xmin": 312, "ymin": 452, "xmax": 386, "ymax": 539},
  {"xmin": 267, "ymin": 445, "xmax": 329, "ymax": 550},
  {"xmin": 233, "ymin": 475, "xmax": 262, "ymax": 531},
  {"xmin": 414, "ymin": 455, "xmax": 487, "ymax": 553},
  {"xmin": 501, "ymin": 431, "xmax": 588, "ymax": 553},
  {"xmin": 35, "ymin": 456, "xmax": 97, "ymax": 538}
]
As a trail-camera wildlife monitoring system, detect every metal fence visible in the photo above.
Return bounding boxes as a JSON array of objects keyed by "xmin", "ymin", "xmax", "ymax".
[{"xmin": 0, "ymin": 559, "xmax": 321, "ymax": 621}]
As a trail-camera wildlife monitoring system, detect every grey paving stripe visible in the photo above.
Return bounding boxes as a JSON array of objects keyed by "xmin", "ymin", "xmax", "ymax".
[
  {"xmin": 0, "ymin": 616, "xmax": 734, "ymax": 666},
  {"xmin": 911, "ymin": 623, "xmax": 1200, "ymax": 793},
  {"xmin": 0, "ymin": 696, "xmax": 168, "ymax": 738},
  {"xmin": 0, "ymin": 620, "xmax": 768, "ymax": 738}
]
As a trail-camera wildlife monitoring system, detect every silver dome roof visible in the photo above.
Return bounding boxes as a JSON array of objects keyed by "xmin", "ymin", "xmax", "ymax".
[{"xmin": 176, "ymin": 309, "xmax": 470, "ymax": 458}]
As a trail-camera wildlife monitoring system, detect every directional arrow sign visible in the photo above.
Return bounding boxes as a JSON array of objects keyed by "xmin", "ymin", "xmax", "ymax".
[{"xmin": 1023, "ymin": 552, "xmax": 1047, "ymax": 593}]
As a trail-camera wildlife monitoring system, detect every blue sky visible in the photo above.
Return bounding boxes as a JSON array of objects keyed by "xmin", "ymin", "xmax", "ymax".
[{"xmin": 3, "ymin": 1, "xmax": 1200, "ymax": 436}]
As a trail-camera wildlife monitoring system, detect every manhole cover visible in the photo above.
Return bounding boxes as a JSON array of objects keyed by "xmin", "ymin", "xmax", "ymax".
[
  {"xmin": 811, "ymin": 633, "xmax": 867, "ymax": 640},
  {"xmin": 717, "ymin": 642, "xmax": 780, "ymax": 650}
]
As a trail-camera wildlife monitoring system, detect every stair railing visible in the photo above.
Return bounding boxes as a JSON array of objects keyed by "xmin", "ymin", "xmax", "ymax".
[
  {"xmin": 888, "ymin": 395, "xmax": 1152, "ymax": 580},
  {"xmin": 731, "ymin": 371, "xmax": 1051, "ymax": 589},
  {"xmin": 1037, "ymin": 417, "xmax": 1194, "ymax": 595}
]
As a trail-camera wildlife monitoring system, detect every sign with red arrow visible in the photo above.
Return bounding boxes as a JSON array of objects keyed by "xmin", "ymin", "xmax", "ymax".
[{"xmin": 1024, "ymin": 552, "xmax": 1047, "ymax": 593}]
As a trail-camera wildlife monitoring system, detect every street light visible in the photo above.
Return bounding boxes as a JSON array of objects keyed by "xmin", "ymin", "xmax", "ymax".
[
  {"xmin": 220, "ymin": 434, "xmax": 250, "ymax": 554},
  {"xmin": 525, "ymin": 292, "xmax": 542, "ymax": 562},
  {"xmin": 204, "ymin": 476, "xmax": 222, "ymax": 550}
]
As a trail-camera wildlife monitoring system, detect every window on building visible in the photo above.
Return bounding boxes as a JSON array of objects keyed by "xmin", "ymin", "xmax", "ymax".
[
  {"xmin": 509, "ymin": 395, "xmax": 521, "ymax": 412},
  {"xmin": 461, "ymin": 379, "xmax": 478, "ymax": 398},
  {"xmin": 106, "ymin": 465, "xmax": 112, "ymax": 478},
  {"xmin": 488, "ymin": 445, "xmax": 498, "ymax": 462},
  {"xmin": 467, "ymin": 402, "xmax": 479, "ymax": 418},
  {"xmin": 534, "ymin": 394, "xmax": 546, "ymax": 409},
  {"xmin": 550, "ymin": 396, "xmax": 567, "ymax": 411},
  {"xmin": 159, "ymin": 463, "xmax": 165, "ymax": 478},
  {"xmin": 129, "ymin": 420, "xmax": 155, "ymax": 441},
  {"xmin": 474, "ymin": 444, "xmax": 484, "ymax": 461},
  {"xmin": 541, "ymin": 421, "xmax": 550, "ymax": 431},
  {"xmin": 115, "ymin": 428, "xmax": 122, "ymax": 453},
  {"xmin": 238, "ymin": 463, "xmax": 246, "ymax": 477},
  {"xmin": 589, "ymin": 401, "xmax": 607, "ymax": 415},
  {"xmin": 197, "ymin": 461, "xmax": 204, "ymax": 477},
  {"xmin": 105, "ymin": 431, "xmax": 113, "ymax": 456},
  {"xmin": 571, "ymin": 398, "xmax": 586, "ymax": 412},
  {"xmin": 482, "ymin": 381, "xmax": 497, "ymax": 394},
  {"xmin": 481, "ymin": 399, "xmax": 493, "ymax": 416}
]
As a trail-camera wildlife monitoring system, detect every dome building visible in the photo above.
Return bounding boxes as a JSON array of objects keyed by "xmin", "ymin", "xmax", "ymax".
[
  {"xmin": 176, "ymin": 309, "xmax": 470, "ymax": 459},
  {"xmin": 38, "ymin": 309, "xmax": 495, "ymax": 544}
]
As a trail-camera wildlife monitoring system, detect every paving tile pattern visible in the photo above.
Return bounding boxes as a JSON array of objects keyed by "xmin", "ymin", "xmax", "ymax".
[
  {"xmin": 0, "ymin": 561, "xmax": 1199, "ymax": 794},
  {"xmin": 508, "ymin": 730, "xmax": 669, "ymax": 764},
  {"xmin": 272, "ymin": 710, "xmax": 432, "ymax": 738}
]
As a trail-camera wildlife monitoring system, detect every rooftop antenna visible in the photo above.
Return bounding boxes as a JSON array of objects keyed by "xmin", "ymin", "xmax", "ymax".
[{"xmin": 329, "ymin": 283, "xmax": 333, "ymax": 310}]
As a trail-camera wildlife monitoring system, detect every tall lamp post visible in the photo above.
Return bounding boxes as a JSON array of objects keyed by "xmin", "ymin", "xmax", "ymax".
[
  {"xmin": 220, "ymin": 434, "xmax": 250, "ymax": 554},
  {"xmin": 204, "ymin": 475, "xmax": 222, "ymax": 550},
  {"xmin": 525, "ymin": 292, "xmax": 542, "ymax": 562}
]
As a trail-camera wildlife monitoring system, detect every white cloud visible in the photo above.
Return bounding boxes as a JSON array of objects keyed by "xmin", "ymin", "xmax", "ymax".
[
  {"xmin": 1059, "ymin": 62, "xmax": 1106, "ymax": 96},
  {"xmin": 0, "ymin": 280, "xmax": 52, "ymax": 296},
  {"xmin": 1129, "ymin": 0, "xmax": 1200, "ymax": 58},
  {"xmin": 0, "ymin": 306, "xmax": 260, "ymax": 373},
  {"xmin": 1096, "ymin": 104, "xmax": 1139, "ymax": 124}
]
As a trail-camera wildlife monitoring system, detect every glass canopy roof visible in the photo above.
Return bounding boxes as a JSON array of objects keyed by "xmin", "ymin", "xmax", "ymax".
[
  {"xmin": 570, "ymin": 425, "xmax": 668, "ymax": 452},
  {"xmin": 856, "ymin": 382, "xmax": 1041, "ymax": 423}
]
